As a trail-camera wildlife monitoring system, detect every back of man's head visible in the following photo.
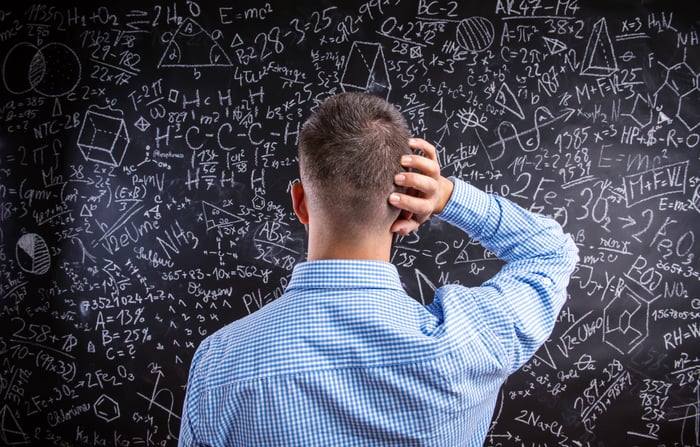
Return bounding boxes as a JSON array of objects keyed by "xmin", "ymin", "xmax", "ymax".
[{"xmin": 298, "ymin": 92, "xmax": 411, "ymax": 236}]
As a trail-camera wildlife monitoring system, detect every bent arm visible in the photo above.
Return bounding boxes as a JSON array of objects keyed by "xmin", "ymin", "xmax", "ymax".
[
  {"xmin": 389, "ymin": 138, "xmax": 578, "ymax": 372},
  {"xmin": 437, "ymin": 178, "xmax": 579, "ymax": 372}
]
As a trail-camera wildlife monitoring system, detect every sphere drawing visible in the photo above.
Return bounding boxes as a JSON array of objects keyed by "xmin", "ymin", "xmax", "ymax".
[
  {"xmin": 16, "ymin": 233, "xmax": 51, "ymax": 275},
  {"xmin": 456, "ymin": 17, "xmax": 495, "ymax": 53}
]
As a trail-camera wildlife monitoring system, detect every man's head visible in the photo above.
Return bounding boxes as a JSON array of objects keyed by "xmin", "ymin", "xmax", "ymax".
[{"xmin": 295, "ymin": 92, "xmax": 411, "ymax": 238}]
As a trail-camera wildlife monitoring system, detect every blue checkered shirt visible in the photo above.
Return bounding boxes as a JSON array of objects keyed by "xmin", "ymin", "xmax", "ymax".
[{"xmin": 179, "ymin": 178, "xmax": 579, "ymax": 446}]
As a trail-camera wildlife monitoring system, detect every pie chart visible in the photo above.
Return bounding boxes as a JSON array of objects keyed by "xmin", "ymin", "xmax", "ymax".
[{"xmin": 16, "ymin": 233, "xmax": 51, "ymax": 275}]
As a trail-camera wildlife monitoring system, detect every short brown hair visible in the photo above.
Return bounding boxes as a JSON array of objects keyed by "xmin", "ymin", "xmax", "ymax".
[{"xmin": 298, "ymin": 92, "xmax": 411, "ymax": 233}]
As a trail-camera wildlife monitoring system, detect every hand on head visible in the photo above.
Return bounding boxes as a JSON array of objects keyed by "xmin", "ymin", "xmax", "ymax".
[{"xmin": 389, "ymin": 138, "xmax": 454, "ymax": 236}]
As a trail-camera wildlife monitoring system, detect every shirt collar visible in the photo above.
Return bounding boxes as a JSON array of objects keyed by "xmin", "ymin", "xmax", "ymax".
[{"xmin": 286, "ymin": 259, "xmax": 404, "ymax": 292}]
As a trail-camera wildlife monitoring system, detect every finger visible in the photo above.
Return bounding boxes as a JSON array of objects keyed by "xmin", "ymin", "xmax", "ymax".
[
  {"xmin": 394, "ymin": 172, "xmax": 437, "ymax": 195},
  {"xmin": 390, "ymin": 218, "xmax": 420, "ymax": 236},
  {"xmin": 400, "ymin": 154, "xmax": 440, "ymax": 179},
  {"xmin": 389, "ymin": 192, "xmax": 433, "ymax": 217},
  {"xmin": 408, "ymin": 138, "xmax": 437, "ymax": 161}
]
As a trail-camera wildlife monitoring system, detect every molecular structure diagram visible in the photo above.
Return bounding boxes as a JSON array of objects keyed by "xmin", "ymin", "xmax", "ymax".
[{"xmin": 654, "ymin": 53, "xmax": 699, "ymax": 132}]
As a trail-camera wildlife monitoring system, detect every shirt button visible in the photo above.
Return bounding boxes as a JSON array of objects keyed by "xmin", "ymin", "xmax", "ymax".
[{"xmin": 543, "ymin": 278, "xmax": 552, "ymax": 286}]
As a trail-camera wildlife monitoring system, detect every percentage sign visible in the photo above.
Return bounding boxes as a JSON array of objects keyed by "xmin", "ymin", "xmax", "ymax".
[
  {"xmin": 142, "ymin": 327, "xmax": 151, "ymax": 342},
  {"xmin": 133, "ymin": 307, "xmax": 145, "ymax": 325}
]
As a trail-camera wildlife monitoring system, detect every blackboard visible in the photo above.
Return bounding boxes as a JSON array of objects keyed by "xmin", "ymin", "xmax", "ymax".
[{"xmin": 1, "ymin": 1, "xmax": 699, "ymax": 445}]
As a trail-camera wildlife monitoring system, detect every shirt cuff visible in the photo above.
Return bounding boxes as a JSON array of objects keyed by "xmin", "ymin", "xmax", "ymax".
[{"xmin": 436, "ymin": 177, "xmax": 492, "ymax": 235}]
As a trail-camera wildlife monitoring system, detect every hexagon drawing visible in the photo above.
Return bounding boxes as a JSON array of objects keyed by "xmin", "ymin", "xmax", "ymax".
[
  {"xmin": 603, "ymin": 284, "xmax": 650, "ymax": 354},
  {"xmin": 654, "ymin": 56, "xmax": 700, "ymax": 131},
  {"xmin": 678, "ymin": 88, "xmax": 700, "ymax": 131},
  {"xmin": 94, "ymin": 394, "xmax": 120, "ymax": 423}
]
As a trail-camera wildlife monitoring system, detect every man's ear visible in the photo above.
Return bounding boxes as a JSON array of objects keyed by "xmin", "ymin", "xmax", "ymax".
[{"xmin": 290, "ymin": 181, "xmax": 309, "ymax": 225}]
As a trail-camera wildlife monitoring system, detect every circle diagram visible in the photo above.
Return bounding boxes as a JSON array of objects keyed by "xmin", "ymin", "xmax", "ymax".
[
  {"xmin": 16, "ymin": 233, "xmax": 51, "ymax": 275},
  {"xmin": 2, "ymin": 42, "xmax": 81, "ymax": 97}
]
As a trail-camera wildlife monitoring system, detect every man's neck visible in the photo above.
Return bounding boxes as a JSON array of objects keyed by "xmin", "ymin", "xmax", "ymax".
[{"xmin": 306, "ymin": 226, "xmax": 394, "ymax": 262}]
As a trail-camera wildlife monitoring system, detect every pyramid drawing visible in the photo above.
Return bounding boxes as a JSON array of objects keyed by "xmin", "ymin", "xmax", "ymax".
[
  {"xmin": 580, "ymin": 18, "xmax": 618, "ymax": 77},
  {"xmin": 158, "ymin": 18, "xmax": 232, "ymax": 68},
  {"xmin": 340, "ymin": 42, "xmax": 391, "ymax": 100}
]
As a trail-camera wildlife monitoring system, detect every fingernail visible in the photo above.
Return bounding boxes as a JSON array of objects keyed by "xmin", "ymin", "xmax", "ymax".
[
  {"xmin": 402, "ymin": 155, "xmax": 412, "ymax": 163},
  {"xmin": 395, "ymin": 174, "xmax": 405, "ymax": 183},
  {"xmin": 389, "ymin": 194, "xmax": 400, "ymax": 203}
]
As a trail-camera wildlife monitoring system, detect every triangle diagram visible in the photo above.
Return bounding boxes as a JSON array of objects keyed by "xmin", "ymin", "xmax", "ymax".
[
  {"xmin": 581, "ymin": 18, "xmax": 618, "ymax": 77},
  {"xmin": 0, "ymin": 404, "xmax": 29, "ymax": 445},
  {"xmin": 433, "ymin": 96, "xmax": 444, "ymax": 113},
  {"xmin": 201, "ymin": 201, "xmax": 244, "ymax": 231},
  {"xmin": 158, "ymin": 18, "xmax": 233, "ymax": 68},
  {"xmin": 230, "ymin": 33, "xmax": 244, "ymax": 48},
  {"xmin": 52, "ymin": 98, "xmax": 63, "ymax": 117},
  {"xmin": 542, "ymin": 36, "xmax": 567, "ymax": 55},
  {"xmin": 415, "ymin": 268, "xmax": 437, "ymax": 305},
  {"xmin": 495, "ymin": 83, "xmax": 525, "ymax": 120},
  {"xmin": 144, "ymin": 204, "xmax": 159, "ymax": 218}
]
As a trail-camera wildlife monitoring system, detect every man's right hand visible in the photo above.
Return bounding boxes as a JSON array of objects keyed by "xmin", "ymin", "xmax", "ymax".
[{"xmin": 389, "ymin": 138, "xmax": 454, "ymax": 236}]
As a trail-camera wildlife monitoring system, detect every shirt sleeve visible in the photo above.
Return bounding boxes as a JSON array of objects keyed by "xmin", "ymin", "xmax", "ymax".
[
  {"xmin": 178, "ymin": 338, "xmax": 211, "ymax": 447},
  {"xmin": 434, "ymin": 178, "xmax": 579, "ymax": 374}
]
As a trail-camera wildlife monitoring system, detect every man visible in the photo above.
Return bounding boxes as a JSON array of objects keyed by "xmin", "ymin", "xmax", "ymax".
[{"xmin": 179, "ymin": 92, "xmax": 579, "ymax": 446}]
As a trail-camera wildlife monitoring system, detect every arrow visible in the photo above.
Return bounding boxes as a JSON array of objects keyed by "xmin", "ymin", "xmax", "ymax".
[{"xmin": 617, "ymin": 215, "xmax": 636, "ymax": 228}]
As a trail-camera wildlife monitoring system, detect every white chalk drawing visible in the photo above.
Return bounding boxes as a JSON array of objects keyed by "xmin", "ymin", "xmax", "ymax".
[
  {"xmin": 414, "ymin": 268, "xmax": 437, "ymax": 306},
  {"xmin": 136, "ymin": 369, "xmax": 181, "ymax": 439},
  {"xmin": 94, "ymin": 394, "xmax": 120, "ymax": 423},
  {"xmin": 0, "ymin": 404, "xmax": 29, "ymax": 445},
  {"xmin": 455, "ymin": 17, "xmax": 495, "ymax": 53},
  {"xmin": 202, "ymin": 201, "xmax": 245, "ymax": 232},
  {"xmin": 340, "ymin": 41, "xmax": 391, "ymax": 100},
  {"xmin": 2, "ymin": 42, "xmax": 81, "ymax": 97},
  {"xmin": 532, "ymin": 342, "xmax": 557, "ymax": 370},
  {"xmin": 457, "ymin": 108, "xmax": 487, "ymax": 131},
  {"xmin": 661, "ymin": 58, "xmax": 698, "ymax": 96},
  {"xmin": 77, "ymin": 106, "xmax": 130, "ymax": 167},
  {"xmin": 495, "ymin": 83, "xmax": 525, "ymax": 120},
  {"xmin": 15, "ymin": 233, "xmax": 50, "ymax": 275},
  {"xmin": 655, "ymin": 56, "xmax": 700, "ymax": 131},
  {"xmin": 581, "ymin": 18, "xmax": 618, "ymax": 77},
  {"xmin": 542, "ymin": 36, "xmax": 568, "ymax": 56},
  {"xmin": 488, "ymin": 106, "xmax": 568, "ymax": 159},
  {"xmin": 603, "ymin": 282, "xmax": 658, "ymax": 354},
  {"xmin": 158, "ymin": 18, "xmax": 232, "ymax": 68},
  {"xmin": 134, "ymin": 116, "xmax": 151, "ymax": 132},
  {"xmin": 623, "ymin": 94, "xmax": 654, "ymax": 128},
  {"xmin": 623, "ymin": 161, "xmax": 688, "ymax": 207}
]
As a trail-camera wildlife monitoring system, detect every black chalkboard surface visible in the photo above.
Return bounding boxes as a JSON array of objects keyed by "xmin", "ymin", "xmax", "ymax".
[{"xmin": 1, "ymin": 1, "xmax": 699, "ymax": 445}]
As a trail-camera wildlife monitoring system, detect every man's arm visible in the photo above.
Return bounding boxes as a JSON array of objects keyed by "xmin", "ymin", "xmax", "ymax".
[{"xmin": 390, "ymin": 138, "xmax": 579, "ymax": 372}]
